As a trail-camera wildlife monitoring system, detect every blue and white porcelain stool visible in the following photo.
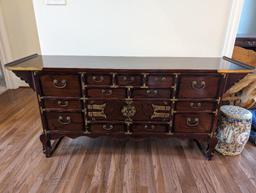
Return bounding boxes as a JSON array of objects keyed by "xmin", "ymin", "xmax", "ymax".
[{"xmin": 215, "ymin": 105, "xmax": 252, "ymax": 156}]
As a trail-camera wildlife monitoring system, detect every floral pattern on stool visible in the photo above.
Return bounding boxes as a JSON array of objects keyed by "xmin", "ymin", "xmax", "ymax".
[{"xmin": 215, "ymin": 105, "xmax": 252, "ymax": 156}]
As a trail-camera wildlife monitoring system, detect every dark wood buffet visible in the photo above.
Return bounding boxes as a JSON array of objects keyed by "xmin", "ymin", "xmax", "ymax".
[{"xmin": 6, "ymin": 54, "xmax": 255, "ymax": 159}]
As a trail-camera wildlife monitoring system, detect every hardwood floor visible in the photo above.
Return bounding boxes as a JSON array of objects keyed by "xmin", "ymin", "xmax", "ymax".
[{"xmin": 0, "ymin": 88, "xmax": 255, "ymax": 193}]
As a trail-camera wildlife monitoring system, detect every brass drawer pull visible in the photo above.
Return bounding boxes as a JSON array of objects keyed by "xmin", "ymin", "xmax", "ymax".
[
  {"xmin": 191, "ymin": 80, "xmax": 206, "ymax": 89},
  {"xmin": 155, "ymin": 77, "xmax": 167, "ymax": 81},
  {"xmin": 58, "ymin": 116, "xmax": 71, "ymax": 125},
  {"xmin": 144, "ymin": 124, "xmax": 155, "ymax": 130},
  {"xmin": 122, "ymin": 76, "xmax": 135, "ymax": 82},
  {"xmin": 103, "ymin": 124, "xmax": 113, "ymax": 131},
  {"xmin": 146, "ymin": 89, "xmax": 158, "ymax": 96},
  {"xmin": 53, "ymin": 79, "xmax": 67, "ymax": 89},
  {"xmin": 101, "ymin": 89, "xmax": 113, "ymax": 96},
  {"xmin": 92, "ymin": 76, "xmax": 104, "ymax": 83},
  {"xmin": 57, "ymin": 100, "xmax": 69, "ymax": 107},
  {"xmin": 190, "ymin": 102, "xmax": 202, "ymax": 109},
  {"xmin": 186, "ymin": 117, "xmax": 199, "ymax": 127}
]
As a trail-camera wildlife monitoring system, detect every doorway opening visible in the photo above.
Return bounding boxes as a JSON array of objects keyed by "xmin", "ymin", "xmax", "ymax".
[{"xmin": 232, "ymin": 0, "xmax": 256, "ymax": 66}]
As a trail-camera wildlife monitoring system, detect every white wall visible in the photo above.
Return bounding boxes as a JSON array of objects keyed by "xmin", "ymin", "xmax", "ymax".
[
  {"xmin": 33, "ymin": 0, "xmax": 233, "ymax": 57},
  {"xmin": 238, "ymin": 0, "xmax": 256, "ymax": 34}
]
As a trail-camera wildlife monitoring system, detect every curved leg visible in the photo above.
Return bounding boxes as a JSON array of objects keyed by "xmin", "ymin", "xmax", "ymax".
[{"xmin": 40, "ymin": 133, "xmax": 64, "ymax": 158}]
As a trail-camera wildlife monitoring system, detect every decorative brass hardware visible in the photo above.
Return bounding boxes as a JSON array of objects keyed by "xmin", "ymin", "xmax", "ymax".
[
  {"xmin": 190, "ymin": 102, "xmax": 202, "ymax": 109},
  {"xmin": 88, "ymin": 103, "xmax": 106, "ymax": 118},
  {"xmin": 144, "ymin": 124, "xmax": 155, "ymax": 130},
  {"xmin": 103, "ymin": 124, "xmax": 113, "ymax": 131},
  {"xmin": 146, "ymin": 89, "xmax": 158, "ymax": 96},
  {"xmin": 58, "ymin": 116, "xmax": 71, "ymax": 125},
  {"xmin": 151, "ymin": 104, "xmax": 171, "ymax": 119},
  {"xmin": 191, "ymin": 80, "xmax": 206, "ymax": 89},
  {"xmin": 186, "ymin": 117, "xmax": 199, "ymax": 127},
  {"xmin": 92, "ymin": 75, "xmax": 104, "ymax": 82},
  {"xmin": 121, "ymin": 101, "xmax": 136, "ymax": 121},
  {"xmin": 57, "ymin": 100, "xmax": 69, "ymax": 107},
  {"xmin": 122, "ymin": 76, "xmax": 135, "ymax": 82},
  {"xmin": 53, "ymin": 79, "xmax": 67, "ymax": 89},
  {"xmin": 101, "ymin": 89, "xmax": 113, "ymax": 96}
]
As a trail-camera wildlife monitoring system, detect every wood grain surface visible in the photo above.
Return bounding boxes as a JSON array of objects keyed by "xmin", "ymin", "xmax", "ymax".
[{"xmin": 0, "ymin": 88, "xmax": 255, "ymax": 193}]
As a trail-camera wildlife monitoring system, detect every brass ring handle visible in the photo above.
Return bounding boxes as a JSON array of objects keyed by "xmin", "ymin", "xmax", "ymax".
[
  {"xmin": 122, "ymin": 76, "xmax": 135, "ymax": 82},
  {"xmin": 155, "ymin": 77, "xmax": 167, "ymax": 81},
  {"xmin": 101, "ymin": 89, "xmax": 113, "ymax": 96},
  {"xmin": 191, "ymin": 80, "xmax": 206, "ymax": 89},
  {"xmin": 57, "ymin": 100, "xmax": 69, "ymax": 107},
  {"xmin": 53, "ymin": 79, "xmax": 67, "ymax": 89},
  {"xmin": 190, "ymin": 102, "xmax": 202, "ymax": 109},
  {"xmin": 144, "ymin": 124, "xmax": 155, "ymax": 130},
  {"xmin": 103, "ymin": 124, "xmax": 113, "ymax": 131},
  {"xmin": 58, "ymin": 116, "xmax": 71, "ymax": 125},
  {"xmin": 146, "ymin": 89, "xmax": 158, "ymax": 96},
  {"xmin": 92, "ymin": 76, "xmax": 104, "ymax": 83},
  {"xmin": 186, "ymin": 118, "xmax": 199, "ymax": 127}
]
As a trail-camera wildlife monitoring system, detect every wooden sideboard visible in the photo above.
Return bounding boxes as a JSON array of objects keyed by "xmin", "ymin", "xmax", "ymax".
[{"xmin": 5, "ymin": 54, "xmax": 255, "ymax": 160}]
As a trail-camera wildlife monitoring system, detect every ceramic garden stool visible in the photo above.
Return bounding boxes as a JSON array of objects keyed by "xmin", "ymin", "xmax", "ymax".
[{"xmin": 215, "ymin": 105, "xmax": 252, "ymax": 156}]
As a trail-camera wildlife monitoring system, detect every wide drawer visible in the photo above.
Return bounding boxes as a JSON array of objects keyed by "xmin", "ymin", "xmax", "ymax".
[
  {"xmin": 89, "ymin": 123, "xmax": 125, "ymax": 134},
  {"xmin": 86, "ymin": 74, "xmax": 112, "ymax": 86},
  {"xmin": 87, "ymin": 100, "xmax": 171, "ymax": 121},
  {"xmin": 40, "ymin": 74, "xmax": 81, "ymax": 97},
  {"xmin": 43, "ymin": 99, "xmax": 82, "ymax": 110},
  {"xmin": 174, "ymin": 113, "xmax": 213, "ymax": 133},
  {"xmin": 87, "ymin": 88, "xmax": 126, "ymax": 98},
  {"xmin": 116, "ymin": 74, "xmax": 143, "ymax": 86},
  {"xmin": 147, "ymin": 75, "xmax": 174, "ymax": 88},
  {"xmin": 131, "ymin": 124, "xmax": 169, "ymax": 134},
  {"xmin": 175, "ymin": 101, "xmax": 217, "ymax": 112},
  {"xmin": 177, "ymin": 75, "xmax": 220, "ymax": 98},
  {"xmin": 132, "ymin": 88, "xmax": 171, "ymax": 99},
  {"xmin": 45, "ymin": 112, "xmax": 84, "ymax": 131}
]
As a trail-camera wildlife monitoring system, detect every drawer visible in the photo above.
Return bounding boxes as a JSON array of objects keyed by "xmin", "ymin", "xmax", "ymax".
[
  {"xmin": 147, "ymin": 75, "xmax": 174, "ymax": 88},
  {"xmin": 132, "ymin": 88, "xmax": 171, "ymax": 99},
  {"xmin": 177, "ymin": 75, "xmax": 220, "ymax": 98},
  {"xmin": 87, "ymin": 88, "xmax": 126, "ymax": 98},
  {"xmin": 45, "ymin": 112, "xmax": 84, "ymax": 131},
  {"xmin": 89, "ymin": 123, "xmax": 125, "ymax": 134},
  {"xmin": 175, "ymin": 101, "xmax": 217, "ymax": 112},
  {"xmin": 40, "ymin": 74, "xmax": 81, "ymax": 97},
  {"xmin": 86, "ymin": 74, "xmax": 112, "ymax": 86},
  {"xmin": 43, "ymin": 99, "xmax": 82, "ymax": 110},
  {"xmin": 116, "ymin": 74, "xmax": 142, "ymax": 86},
  {"xmin": 131, "ymin": 124, "xmax": 168, "ymax": 133},
  {"xmin": 174, "ymin": 113, "xmax": 213, "ymax": 133}
]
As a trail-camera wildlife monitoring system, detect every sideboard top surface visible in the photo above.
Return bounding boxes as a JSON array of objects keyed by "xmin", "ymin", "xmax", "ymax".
[{"xmin": 5, "ymin": 54, "xmax": 255, "ymax": 73}]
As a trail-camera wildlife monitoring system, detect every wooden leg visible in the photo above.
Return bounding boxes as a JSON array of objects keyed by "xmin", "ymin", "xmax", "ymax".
[
  {"xmin": 40, "ymin": 133, "xmax": 64, "ymax": 158},
  {"xmin": 194, "ymin": 137, "xmax": 217, "ymax": 160}
]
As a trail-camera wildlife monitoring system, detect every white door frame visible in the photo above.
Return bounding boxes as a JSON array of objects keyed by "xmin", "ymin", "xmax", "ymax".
[
  {"xmin": 222, "ymin": 0, "xmax": 245, "ymax": 57},
  {"xmin": 0, "ymin": 7, "xmax": 19, "ymax": 89}
]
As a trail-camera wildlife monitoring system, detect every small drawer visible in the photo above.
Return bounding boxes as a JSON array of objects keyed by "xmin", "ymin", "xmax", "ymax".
[
  {"xmin": 45, "ymin": 112, "xmax": 84, "ymax": 131},
  {"xmin": 174, "ymin": 113, "xmax": 213, "ymax": 133},
  {"xmin": 89, "ymin": 123, "xmax": 125, "ymax": 134},
  {"xmin": 147, "ymin": 75, "xmax": 174, "ymax": 88},
  {"xmin": 132, "ymin": 88, "xmax": 171, "ymax": 99},
  {"xmin": 40, "ymin": 75, "xmax": 81, "ymax": 97},
  {"xmin": 175, "ymin": 101, "xmax": 217, "ymax": 112},
  {"xmin": 116, "ymin": 74, "xmax": 142, "ymax": 86},
  {"xmin": 131, "ymin": 124, "xmax": 168, "ymax": 133},
  {"xmin": 43, "ymin": 99, "xmax": 82, "ymax": 110},
  {"xmin": 178, "ymin": 75, "xmax": 220, "ymax": 98},
  {"xmin": 86, "ymin": 74, "xmax": 112, "ymax": 85},
  {"xmin": 87, "ymin": 88, "xmax": 126, "ymax": 98}
]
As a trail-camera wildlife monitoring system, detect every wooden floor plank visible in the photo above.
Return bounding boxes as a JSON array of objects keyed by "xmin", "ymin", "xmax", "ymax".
[{"xmin": 0, "ymin": 88, "xmax": 255, "ymax": 193}]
